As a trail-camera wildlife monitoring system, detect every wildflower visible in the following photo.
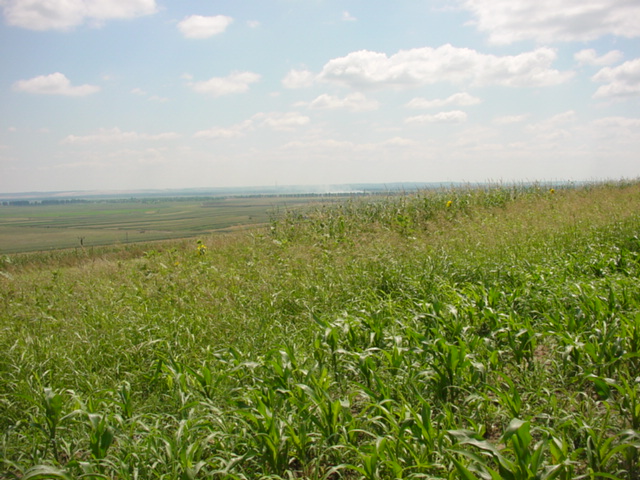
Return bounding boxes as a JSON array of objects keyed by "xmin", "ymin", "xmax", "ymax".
[
  {"xmin": 549, "ymin": 188, "xmax": 555, "ymax": 195},
  {"xmin": 196, "ymin": 240, "xmax": 207, "ymax": 255},
  {"xmin": 446, "ymin": 200, "xmax": 453, "ymax": 208}
]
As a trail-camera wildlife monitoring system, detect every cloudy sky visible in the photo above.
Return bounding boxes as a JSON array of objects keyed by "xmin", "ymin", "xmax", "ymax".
[{"xmin": 0, "ymin": 0, "xmax": 639, "ymax": 193}]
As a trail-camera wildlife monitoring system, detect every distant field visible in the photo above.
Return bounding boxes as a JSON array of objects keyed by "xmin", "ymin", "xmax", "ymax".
[{"xmin": 0, "ymin": 195, "xmax": 346, "ymax": 253}]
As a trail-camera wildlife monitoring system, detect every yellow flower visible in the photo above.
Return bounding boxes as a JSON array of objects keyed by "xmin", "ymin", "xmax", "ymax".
[
  {"xmin": 549, "ymin": 188, "xmax": 555, "ymax": 194},
  {"xmin": 196, "ymin": 243, "xmax": 207, "ymax": 255},
  {"xmin": 446, "ymin": 200, "xmax": 453, "ymax": 208}
]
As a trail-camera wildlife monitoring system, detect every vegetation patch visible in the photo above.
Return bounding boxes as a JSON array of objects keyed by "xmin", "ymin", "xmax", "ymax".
[{"xmin": 1, "ymin": 182, "xmax": 640, "ymax": 479}]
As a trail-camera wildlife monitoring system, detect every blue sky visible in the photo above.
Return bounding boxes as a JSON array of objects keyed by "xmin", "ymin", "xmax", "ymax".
[{"xmin": 0, "ymin": 0, "xmax": 639, "ymax": 193}]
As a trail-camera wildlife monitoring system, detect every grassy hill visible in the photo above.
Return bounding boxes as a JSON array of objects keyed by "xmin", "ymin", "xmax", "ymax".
[{"xmin": 1, "ymin": 182, "xmax": 640, "ymax": 479}]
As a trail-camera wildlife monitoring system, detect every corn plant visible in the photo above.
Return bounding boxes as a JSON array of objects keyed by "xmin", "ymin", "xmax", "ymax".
[
  {"xmin": 86, "ymin": 413, "xmax": 114, "ymax": 461},
  {"xmin": 449, "ymin": 419, "xmax": 570, "ymax": 480}
]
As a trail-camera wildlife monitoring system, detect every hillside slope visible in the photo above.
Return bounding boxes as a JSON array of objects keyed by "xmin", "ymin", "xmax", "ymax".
[{"xmin": 2, "ymin": 182, "xmax": 640, "ymax": 479}]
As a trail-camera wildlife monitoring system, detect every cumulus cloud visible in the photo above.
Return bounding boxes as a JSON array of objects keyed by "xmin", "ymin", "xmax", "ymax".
[
  {"xmin": 62, "ymin": 127, "xmax": 180, "ymax": 144},
  {"xmin": 2, "ymin": 0, "xmax": 158, "ymax": 31},
  {"xmin": 177, "ymin": 15, "xmax": 233, "ymax": 39},
  {"xmin": 298, "ymin": 92, "xmax": 379, "ymax": 112},
  {"xmin": 587, "ymin": 116, "xmax": 640, "ymax": 148},
  {"xmin": 405, "ymin": 110, "xmax": 468, "ymax": 124},
  {"xmin": 383, "ymin": 137, "xmax": 417, "ymax": 147},
  {"xmin": 193, "ymin": 127, "xmax": 244, "ymax": 139},
  {"xmin": 574, "ymin": 49, "xmax": 624, "ymax": 66},
  {"xmin": 319, "ymin": 45, "xmax": 573, "ymax": 89},
  {"xmin": 493, "ymin": 114, "xmax": 529, "ymax": 125},
  {"xmin": 461, "ymin": 0, "xmax": 640, "ymax": 44},
  {"xmin": 282, "ymin": 69, "xmax": 315, "ymax": 89},
  {"xmin": 188, "ymin": 71, "xmax": 261, "ymax": 97},
  {"xmin": 282, "ymin": 136, "xmax": 415, "ymax": 152},
  {"xmin": 253, "ymin": 112, "xmax": 310, "ymax": 131},
  {"xmin": 525, "ymin": 110, "xmax": 577, "ymax": 142},
  {"xmin": 591, "ymin": 116, "xmax": 640, "ymax": 129},
  {"xmin": 13, "ymin": 72, "xmax": 100, "ymax": 96},
  {"xmin": 195, "ymin": 113, "xmax": 309, "ymax": 138},
  {"xmin": 406, "ymin": 92, "xmax": 481, "ymax": 109},
  {"xmin": 592, "ymin": 59, "xmax": 640, "ymax": 99},
  {"xmin": 193, "ymin": 120, "xmax": 252, "ymax": 139}
]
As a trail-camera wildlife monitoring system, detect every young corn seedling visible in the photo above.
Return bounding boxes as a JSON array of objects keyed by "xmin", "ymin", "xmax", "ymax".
[
  {"xmin": 299, "ymin": 370, "xmax": 353, "ymax": 449},
  {"xmin": 87, "ymin": 413, "xmax": 114, "ymax": 462},
  {"xmin": 237, "ymin": 393, "xmax": 292, "ymax": 476},
  {"xmin": 486, "ymin": 373, "xmax": 522, "ymax": 419},
  {"xmin": 495, "ymin": 319, "xmax": 539, "ymax": 367},
  {"xmin": 29, "ymin": 387, "xmax": 77, "ymax": 462},
  {"xmin": 449, "ymin": 419, "xmax": 569, "ymax": 480},
  {"xmin": 429, "ymin": 338, "xmax": 474, "ymax": 404},
  {"xmin": 579, "ymin": 419, "xmax": 639, "ymax": 479}
]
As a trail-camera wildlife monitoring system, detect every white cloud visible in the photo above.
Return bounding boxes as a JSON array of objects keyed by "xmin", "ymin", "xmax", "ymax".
[
  {"xmin": 574, "ymin": 49, "xmax": 624, "ymax": 66},
  {"xmin": 405, "ymin": 110, "xmax": 468, "ymax": 124},
  {"xmin": 13, "ymin": 72, "xmax": 100, "ymax": 96},
  {"xmin": 193, "ymin": 127, "xmax": 244, "ymax": 139},
  {"xmin": 383, "ymin": 137, "xmax": 417, "ymax": 147},
  {"xmin": 406, "ymin": 92, "xmax": 481, "ymax": 109},
  {"xmin": 586, "ymin": 117, "xmax": 640, "ymax": 150},
  {"xmin": 188, "ymin": 71, "xmax": 261, "ymax": 97},
  {"xmin": 131, "ymin": 88, "xmax": 167, "ymax": 102},
  {"xmin": 62, "ymin": 127, "xmax": 181, "ymax": 144},
  {"xmin": 253, "ymin": 112, "xmax": 310, "ymax": 131},
  {"xmin": 528, "ymin": 110, "xmax": 576, "ymax": 128},
  {"xmin": 591, "ymin": 116, "xmax": 640, "ymax": 129},
  {"xmin": 592, "ymin": 59, "xmax": 640, "ymax": 99},
  {"xmin": 247, "ymin": 20, "xmax": 260, "ymax": 28},
  {"xmin": 299, "ymin": 92, "xmax": 379, "ymax": 112},
  {"xmin": 341, "ymin": 11, "xmax": 357, "ymax": 22},
  {"xmin": 2, "ymin": 0, "xmax": 157, "ymax": 31},
  {"xmin": 282, "ymin": 69, "xmax": 315, "ymax": 89},
  {"xmin": 319, "ymin": 45, "xmax": 573, "ymax": 89},
  {"xmin": 193, "ymin": 120, "xmax": 252, "ymax": 139},
  {"xmin": 282, "ymin": 136, "xmax": 415, "ymax": 152},
  {"xmin": 461, "ymin": 0, "xmax": 640, "ymax": 44},
  {"xmin": 195, "ymin": 112, "xmax": 309, "ymax": 137},
  {"xmin": 177, "ymin": 15, "xmax": 233, "ymax": 39},
  {"xmin": 281, "ymin": 138, "xmax": 356, "ymax": 151},
  {"xmin": 493, "ymin": 114, "xmax": 529, "ymax": 125},
  {"xmin": 525, "ymin": 110, "xmax": 577, "ymax": 142}
]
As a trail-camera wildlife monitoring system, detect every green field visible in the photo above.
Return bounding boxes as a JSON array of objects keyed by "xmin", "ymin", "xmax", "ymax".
[
  {"xmin": 0, "ymin": 196, "xmax": 346, "ymax": 254},
  {"xmin": 1, "ymin": 182, "xmax": 640, "ymax": 479}
]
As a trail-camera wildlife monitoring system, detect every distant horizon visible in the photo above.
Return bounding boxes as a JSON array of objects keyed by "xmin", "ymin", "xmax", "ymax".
[
  {"xmin": 0, "ymin": 178, "xmax": 608, "ymax": 202},
  {"xmin": 0, "ymin": 181, "xmax": 452, "ymax": 200}
]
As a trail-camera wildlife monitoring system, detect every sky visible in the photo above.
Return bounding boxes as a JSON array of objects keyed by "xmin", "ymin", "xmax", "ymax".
[{"xmin": 0, "ymin": 0, "xmax": 639, "ymax": 193}]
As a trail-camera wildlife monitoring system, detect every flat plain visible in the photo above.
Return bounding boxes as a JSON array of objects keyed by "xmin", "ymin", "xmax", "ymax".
[{"xmin": 0, "ymin": 195, "xmax": 344, "ymax": 254}]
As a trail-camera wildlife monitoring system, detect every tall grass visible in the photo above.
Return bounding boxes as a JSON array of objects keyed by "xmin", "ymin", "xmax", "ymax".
[{"xmin": 1, "ymin": 181, "xmax": 640, "ymax": 478}]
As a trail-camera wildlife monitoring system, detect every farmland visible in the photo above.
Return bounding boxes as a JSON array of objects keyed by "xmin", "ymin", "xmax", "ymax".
[
  {"xmin": 1, "ymin": 181, "xmax": 640, "ymax": 479},
  {"xmin": 0, "ymin": 195, "xmax": 350, "ymax": 254}
]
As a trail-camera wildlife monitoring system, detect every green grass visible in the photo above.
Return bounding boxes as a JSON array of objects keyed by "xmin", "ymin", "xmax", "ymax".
[{"xmin": 1, "ymin": 181, "xmax": 640, "ymax": 479}]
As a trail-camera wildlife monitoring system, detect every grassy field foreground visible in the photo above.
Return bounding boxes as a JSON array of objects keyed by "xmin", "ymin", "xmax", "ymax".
[{"xmin": 1, "ymin": 182, "xmax": 640, "ymax": 479}]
